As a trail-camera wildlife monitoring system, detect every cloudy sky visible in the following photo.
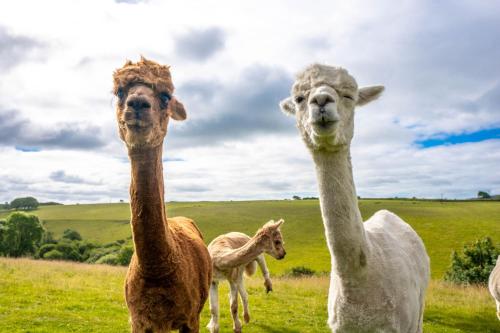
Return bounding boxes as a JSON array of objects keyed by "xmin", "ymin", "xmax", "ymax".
[{"xmin": 0, "ymin": 0, "xmax": 499, "ymax": 204}]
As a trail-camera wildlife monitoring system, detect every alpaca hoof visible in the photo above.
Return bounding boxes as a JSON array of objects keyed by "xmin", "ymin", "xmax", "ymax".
[
  {"xmin": 207, "ymin": 321, "xmax": 219, "ymax": 333},
  {"xmin": 264, "ymin": 280, "xmax": 273, "ymax": 293},
  {"xmin": 244, "ymin": 312, "xmax": 250, "ymax": 323}
]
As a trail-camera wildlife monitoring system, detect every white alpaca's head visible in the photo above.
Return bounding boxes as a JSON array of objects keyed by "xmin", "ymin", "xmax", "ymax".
[{"xmin": 280, "ymin": 64, "xmax": 384, "ymax": 152}]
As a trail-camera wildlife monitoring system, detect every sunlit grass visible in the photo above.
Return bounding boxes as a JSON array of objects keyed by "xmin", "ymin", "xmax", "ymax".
[{"xmin": 1, "ymin": 258, "xmax": 498, "ymax": 332}]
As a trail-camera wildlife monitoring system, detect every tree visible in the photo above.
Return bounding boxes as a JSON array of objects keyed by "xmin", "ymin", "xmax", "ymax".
[
  {"xmin": 444, "ymin": 237, "xmax": 499, "ymax": 285},
  {"xmin": 478, "ymin": 191, "xmax": 491, "ymax": 199},
  {"xmin": 292, "ymin": 195, "xmax": 302, "ymax": 200},
  {"xmin": 10, "ymin": 197, "xmax": 39, "ymax": 211},
  {"xmin": 2, "ymin": 212, "xmax": 45, "ymax": 257}
]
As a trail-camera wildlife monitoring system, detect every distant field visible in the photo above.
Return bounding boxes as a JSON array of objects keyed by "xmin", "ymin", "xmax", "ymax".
[
  {"xmin": 0, "ymin": 258, "xmax": 498, "ymax": 333},
  {"xmin": 1, "ymin": 199, "xmax": 499, "ymax": 278}
]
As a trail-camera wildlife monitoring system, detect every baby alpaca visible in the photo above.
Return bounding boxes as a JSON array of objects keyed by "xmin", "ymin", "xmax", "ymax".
[{"xmin": 207, "ymin": 220, "xmax": 286, "ymax": 333}]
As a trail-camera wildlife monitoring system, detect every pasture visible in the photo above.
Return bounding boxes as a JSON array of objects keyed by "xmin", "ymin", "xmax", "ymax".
[{"xmin": 0, "ymin": 199, "xmax": 499, "ymax": 332}]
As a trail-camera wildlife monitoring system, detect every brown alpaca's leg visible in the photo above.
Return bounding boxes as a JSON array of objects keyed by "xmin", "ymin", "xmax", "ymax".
[
  {"xmin": 180, "ymin": 322, "xmax": 199, "ymax": 333},
  {"xmin": 229, "ymin": 282, "xmax": 242, "ymax": 333}
]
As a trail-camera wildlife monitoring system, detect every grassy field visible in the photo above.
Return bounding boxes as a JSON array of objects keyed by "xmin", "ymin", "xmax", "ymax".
[
  {"xmin": 0, "ymin": 258, "xmax": 498, "ymax": 333},
  {"xmin": 0, "ymin": 200, "xmax": 499, "ymax": 332},
  {"xmin": 2, "ymin": 199, "xmax": 499, "ymax": 278}
]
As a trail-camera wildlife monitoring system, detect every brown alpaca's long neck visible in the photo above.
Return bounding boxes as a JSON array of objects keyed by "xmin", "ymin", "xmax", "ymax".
[
  {"xmin": 214, "ymin": 235, "xmax": 265, "ymax": 270},
  {"xmin": 128, "ymin": 145, "xmax": 175, "ymax": 277},
  {"xmin": 312, "ymin": 149, "xmax": 369, "ymax": 279}
]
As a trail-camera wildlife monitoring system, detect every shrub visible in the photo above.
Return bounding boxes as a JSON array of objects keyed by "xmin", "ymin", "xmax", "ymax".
[
  {"xmin": 55, "ymin": 240, "xmax": 82, "ymax": 262},
  {"xmin": 96, "ymin": 253, "xmax": 119, "ymax": 265},
  {"xmin": 444, "ymin": 237, "xmax": 499, "ymax": 285},
  {"xmin": 286, "ymin": 266, "xmax": 316, "ymax": 277},
  {"xmin": 117, "ymin": 245, "xmax": 134, "ymax": 266},
  {"xmin": 62, "ymin": 229, "xmax": 82, "ymax": 241},
  {"xmin": 37, "ymin": 243, "xmax": 56, "ymax": 259},
  {"xmin": 43, "ymin": 249, "xmax": 65, "ymax": 260}
]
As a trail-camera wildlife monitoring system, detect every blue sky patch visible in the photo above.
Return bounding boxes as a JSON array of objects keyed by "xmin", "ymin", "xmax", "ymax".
[
  {"xmin": 15, "ymin": 146, "xmax": 41, "ymax": 152},
  {"xmin": 416, "ymin": 128, "xmax": 500, "ymax": 148}
]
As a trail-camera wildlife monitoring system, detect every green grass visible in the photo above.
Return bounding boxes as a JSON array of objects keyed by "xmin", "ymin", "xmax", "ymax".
[
  {"xmin": 0, "ymin": 258, "xmax": 498, "ymax": 333},
  {"xmin": 2, "ymin": 200, "xmax": 499, "ymax": 278}
]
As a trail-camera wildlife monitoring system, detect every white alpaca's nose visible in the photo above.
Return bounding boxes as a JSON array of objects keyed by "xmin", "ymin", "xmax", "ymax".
[{"xmin": 311, "ymin": 92, "xmax": 335, "ymax": 107}]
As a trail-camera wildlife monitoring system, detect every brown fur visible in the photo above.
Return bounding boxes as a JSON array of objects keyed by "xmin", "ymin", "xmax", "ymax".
[{"xmin": 113, "ymin": 57, "xmax": 212, "ymax": 333}]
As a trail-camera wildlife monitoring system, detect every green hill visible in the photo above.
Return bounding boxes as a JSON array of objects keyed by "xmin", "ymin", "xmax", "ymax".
[{"xmin": 1, "ymin": 199, "xmax": 498, "ymax": 278}]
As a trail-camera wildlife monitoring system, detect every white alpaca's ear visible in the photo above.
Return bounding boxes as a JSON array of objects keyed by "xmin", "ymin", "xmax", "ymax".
[
  {"xmin": 357, "ymin": 86, "xmax": 385, "ymax": 107},
  {"xmin": 168, "ymin": 97, "xmax": 187, "ymax": 121},
  {"xmin": 279, "ymin": 97, "xmax": 296, "ymax": 116}
]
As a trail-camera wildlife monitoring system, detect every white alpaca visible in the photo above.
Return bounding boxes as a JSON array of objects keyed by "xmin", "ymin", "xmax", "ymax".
[
  {"xmin": 489, "ymin": 255, "xmax": 500, "ymax": 320},
  {"xmin": 207, "ymin": 220, "xmax": 286, "ymax": 333},
  {"xmin": 279, "ymin": 64, "xmax": 430, "ymax": 332}
]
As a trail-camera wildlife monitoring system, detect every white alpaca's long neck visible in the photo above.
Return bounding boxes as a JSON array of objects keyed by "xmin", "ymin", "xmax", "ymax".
[{"xmin": 312, "ymin": 148, "xmax": 369, "ymax": 279}]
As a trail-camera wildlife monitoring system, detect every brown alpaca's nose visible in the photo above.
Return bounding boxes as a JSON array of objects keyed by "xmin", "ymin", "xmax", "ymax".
[{"xmin": 127, "ymin": 97, "xmax": 151, "ymax": 114}]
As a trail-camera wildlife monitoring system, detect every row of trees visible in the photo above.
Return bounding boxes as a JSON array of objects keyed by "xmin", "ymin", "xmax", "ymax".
[
  {"xmin": 0, "ymin": 212, "xmax": 133, "ymax": 266},
  {"xmin": 0, "ymin": 197, "xmax": 40, "ymax": 211}
]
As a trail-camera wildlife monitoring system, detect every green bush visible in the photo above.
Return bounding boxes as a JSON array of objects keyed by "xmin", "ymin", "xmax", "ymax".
[
  {"xmin": 62, "ymin": 229, "xmax": 82, "ymax": 241},
  {"xmin": 37, "ymin": 244, "xmax": 56, "ymax": 259},
  {"xmin": 286, "ymin": 266, "xmax": 316, "ymax": 277},
  {"xmin": 117, "ymin": 245, "xmax": 134, "ymax": 266},
  {"xmin": 444, "ymin": 237, "xmax": 499, "ymax": 285},
  {"xmin": 96, "ymin": 253, "xmax": 119, "ymax": 265},
  {"xmin": 43, "ymin": 249, "xmax": 65, "ymax": 260}
]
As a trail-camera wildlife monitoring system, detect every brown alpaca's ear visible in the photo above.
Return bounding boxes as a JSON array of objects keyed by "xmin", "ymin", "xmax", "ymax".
[{"xmin": 168, "ymin": 97, "xmax": 187, "ymax": 121}]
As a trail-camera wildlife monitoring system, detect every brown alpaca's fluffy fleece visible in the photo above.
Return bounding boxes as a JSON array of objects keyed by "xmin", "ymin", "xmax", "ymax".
[{"xmin": 113, "ymin": 56, "xmax": 175, "ymax": 95}]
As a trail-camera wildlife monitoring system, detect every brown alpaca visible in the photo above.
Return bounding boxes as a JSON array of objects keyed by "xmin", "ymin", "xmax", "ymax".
[{"xmin": 113, "ymin": 57, "xmax": 212, "ymax": 333}]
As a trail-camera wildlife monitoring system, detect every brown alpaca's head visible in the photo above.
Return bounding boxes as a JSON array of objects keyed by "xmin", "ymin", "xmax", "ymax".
[
  {"xmin": 113, "ymin": 57, "xmax": 187, "ymax": 149},
  {"xmin": 257, "ymin": 219, "xmax": 286, "ymax": 260}
]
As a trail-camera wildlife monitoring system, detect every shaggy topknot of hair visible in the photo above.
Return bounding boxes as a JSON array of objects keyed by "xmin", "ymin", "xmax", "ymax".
[{"xmin": 113, "ymin": 56, "xmax": 175, "ymax": 95}]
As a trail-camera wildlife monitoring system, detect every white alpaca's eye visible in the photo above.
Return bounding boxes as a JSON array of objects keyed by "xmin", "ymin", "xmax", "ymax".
[
  {"xmin": 295, "ymin": 96, "xmax": 305, "ymax": 104},
  {"xmin": 343, "ymin": 95, "xmax": 354, "ymax": 101}
]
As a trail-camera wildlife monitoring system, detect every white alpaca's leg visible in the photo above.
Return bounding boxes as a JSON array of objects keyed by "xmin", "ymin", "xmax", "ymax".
[
  {"xmin": 229, "ymin": 281, "xmax": 242, "ymax": 333},
  {"xmin": 237, "ymin": 278, "xmax": 250, "ymax": 323},
  {"xmin": 256, "ymin": 254, "xmax": 272, "ymax": 292},
  {"xmin": 496, "ymin": 300, "xmax": 500, "ymax": 320},
  {"xmin": 207, "ymin": 281, "xmax": 220, "ymax": 333}
]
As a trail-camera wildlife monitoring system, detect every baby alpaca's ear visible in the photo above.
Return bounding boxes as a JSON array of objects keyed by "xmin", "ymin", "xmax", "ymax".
[
  {"xmin": 279, "ymin": 97, "xmax": 296, "ymax": 116},
  {"xmin": 274, "ymin": 219, "xmax": 284, "ymax": 228},
  {"xmin": 357, "ymin": 86, "xmax": 385, "ymax": 107},
  {"xmin": 168, "ymin": 97, "xmax": 187, "ymax": 121}
]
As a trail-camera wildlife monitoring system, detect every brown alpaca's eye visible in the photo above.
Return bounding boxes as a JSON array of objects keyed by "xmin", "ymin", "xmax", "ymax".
[
  {"xmin": 117, "ymin": 88, "xmax": 125, "ymax": 99},
  {"xmin": 295, "ymin": 96, "xmax": 305, "ymax": 104}
]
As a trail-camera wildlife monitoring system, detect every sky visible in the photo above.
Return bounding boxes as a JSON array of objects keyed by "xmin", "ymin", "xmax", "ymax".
[{"xmin": 0, "ymin": 0, "xmax": 499, "ymax": 204}]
